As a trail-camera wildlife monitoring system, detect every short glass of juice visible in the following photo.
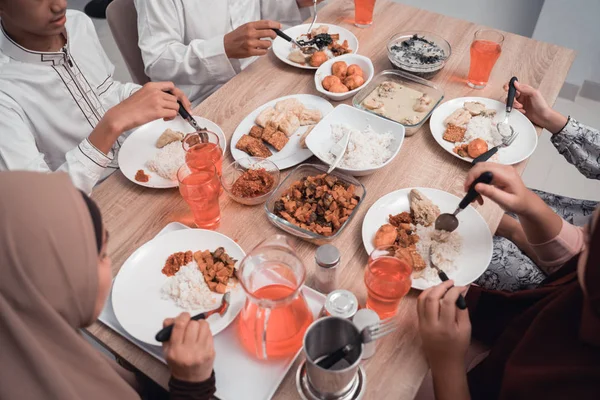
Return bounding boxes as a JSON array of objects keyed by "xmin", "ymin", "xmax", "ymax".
[
  {"xmin": 467, "ymin": 29, "xmax": 504, "ymax": 89},
  {"xmin": 177, "ymin": 163, "xmax": 221, "ymax": 230},
  {"xmin": 354, "ymin": 0, "xmax": 376, "ymax": 27},
  {"xmin": 364, "ymin": 245, "xmax": 412, "ymax": 318},
  {"xmin": 183, "ymin": 130, "xmax": 223, "ymax": 177}
]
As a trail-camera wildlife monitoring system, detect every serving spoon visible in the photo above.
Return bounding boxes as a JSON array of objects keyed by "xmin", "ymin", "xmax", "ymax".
[{"xmin": 434, "ymin": 171, "xmax": 493, "ymax": 232}]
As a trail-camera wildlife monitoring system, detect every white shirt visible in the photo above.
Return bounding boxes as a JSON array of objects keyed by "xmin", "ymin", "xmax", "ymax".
[
  {"xmin": 0, "ymin": 10, "xmax": 140, "ymax": 194},
  {"xmin": 135, "ymin": 0, "xmax": 311, "ymax": 106}
]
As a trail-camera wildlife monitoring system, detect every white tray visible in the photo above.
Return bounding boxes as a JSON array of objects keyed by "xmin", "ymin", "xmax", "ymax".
[{"xmin": 98, "ymin": 222, "xmax": 326, "ymax": 400}]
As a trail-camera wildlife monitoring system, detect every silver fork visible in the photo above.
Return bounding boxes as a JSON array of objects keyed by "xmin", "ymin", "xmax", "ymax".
[
  {"xmin": 471, "ymin": 129, "xmax": 519, "ymax": 164},
  {"xmin": 306, "ymin": 0, "xmax": 318, "ymax": 34},
  {"xmin": 316, "ymin": 317, "xmax": 400, "ymax": 369}
]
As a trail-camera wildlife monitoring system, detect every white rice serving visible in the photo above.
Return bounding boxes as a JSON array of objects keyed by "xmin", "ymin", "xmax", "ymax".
[
  {"xmin": 161, "ymin": 262, "xmax": 216, "ymax": 310},
  {"xmin": 321, "ymin": 124, "xmax": 394, "ymax": 169},
  {"xmin": 415, "ymin": 224, "xmax": 462, "ymax": 282},
  {"xmin": 146, "ymin": 141, "xmax": 185, "ymax": 180},
  {"xmin": 464, "ymin": 116, "xmax": 502, "ymax": 147}
]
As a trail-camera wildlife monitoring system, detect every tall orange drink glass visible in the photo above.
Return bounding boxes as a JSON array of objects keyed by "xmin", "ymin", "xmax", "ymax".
[
  {"xmin": 365, "ymin": 245, "xmax": 412, "ymax": 318},
  {"xmin": 177, "ymin": 163, "xmax": 221, "ymax": 230},
  {"xmin": 355, "ymin": 0, "xmax": 376, "ymax": 27},
  {"xmin": 467, "ymin": 29, "xmax": 504, "ymax": 89},
  {"xmin": 183, "ymin": 131, "xmax": 223, "ymax": 177}
]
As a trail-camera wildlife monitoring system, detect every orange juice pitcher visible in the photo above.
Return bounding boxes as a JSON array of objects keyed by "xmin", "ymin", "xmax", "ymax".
[{"xmin": 237, "ymin": 235, "xmax": 313, "ymax": 360}]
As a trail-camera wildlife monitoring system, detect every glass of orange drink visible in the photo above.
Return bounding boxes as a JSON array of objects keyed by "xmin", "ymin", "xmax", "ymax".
[
  {"xmin": 364, "ymin": 245, "xmax": 412, "ymax": 318},
  {"xmin": 467, "ymin": 29, "xmax": 504, "ymax": 89},
  {"xmin": 354, "ymin": 0, "xmax": 376, "ymax": 27},
  {"xmin": 177, "ymin": 163, "xmax": 221, "ymax": 230}
]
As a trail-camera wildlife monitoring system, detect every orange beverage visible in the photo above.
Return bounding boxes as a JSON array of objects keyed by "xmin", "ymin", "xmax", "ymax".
[
  {"xmin": 354, "ymin": 0, "xmax": 376, "ymax": 27},
  {"xmin": 184, "ymin": 131, "xmax": 223, "ymax": 176},
  {"xmin": 238, "ymin": 283, "xmax": 313, "ymax": 358},
  {"xmin": 177, "ymin": 164, "xmax": 220, "ymax": 229},
  {"xmin": 467, "ymin": 30, "xmax": 504, "ymax": 89},
  {"xmin": 365, "ymin": 246, "xmax": 412, "ymax": 318}
]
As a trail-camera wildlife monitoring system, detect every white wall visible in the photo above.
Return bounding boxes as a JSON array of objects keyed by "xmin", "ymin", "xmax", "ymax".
[
  {"xmin": 395, "ymin": 0, "xmax": 545, "ymax": 37},
  {"xmin": 532, "ymin": 0, "xmax": 600, "ymax": 86}
]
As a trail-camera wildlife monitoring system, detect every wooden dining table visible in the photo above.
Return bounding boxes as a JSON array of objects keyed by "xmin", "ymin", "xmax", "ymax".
[{"xmin": 87, "ymin": 0, "xmax": 575, "ymax": 398}]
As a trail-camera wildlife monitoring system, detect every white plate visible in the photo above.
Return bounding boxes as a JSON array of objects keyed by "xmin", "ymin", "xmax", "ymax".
[
  {"xmin": 112, "ymin": 229, "xmax": 246, "ymax": 345},
  {"xmin": 118, "ymin": 116, "xmax": 227, "ymax": 189},
  {"xmin": 361, "ymin": 188, "xmax": 493, "ymax": 290},
  {"xmin": 230, "ymin": 94, "xmax": 333, "ymax": 170},
  {"xmin": 305, "ymin": 104, "xmax": 405, "ymax": 176},
  {"xmin": 429, "ymin": 97, "xmax": 538, "ymax": 165},
  {"xmin": 272, "ymin": 23, "xmax": 359, "ymax": 70}
]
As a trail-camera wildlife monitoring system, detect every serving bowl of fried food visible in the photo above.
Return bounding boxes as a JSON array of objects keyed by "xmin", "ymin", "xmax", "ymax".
[
  {"xmin": 315, "ymin": 54, "xmax": 375, "ymax": 101},
  {"xmin": 220, "ymin": 157, "xmax": 280, "ymax": 206},
  {"xmin": 264, "ymin": 164, "xmax": 366, "ymax": 244}
]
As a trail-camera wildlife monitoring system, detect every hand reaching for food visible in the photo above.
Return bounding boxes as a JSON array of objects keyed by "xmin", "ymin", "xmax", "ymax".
[
  {"xmin": 224, "ymin": 20, "xmax": 280, "ymax": 59},
  {"xmin": 464, "ymin": 162, "xmax": 533, "ymax": 214},
  {"xmin": 417, "ymin": 280, "xmax": 471, "ymax": 369},
  {"xmin": 163, "ymin": 312, "xmax": 215, "ymax": 383},
  {"xmin": 504, "ymin": 81, "xmax": 567, "ymax": 134}
]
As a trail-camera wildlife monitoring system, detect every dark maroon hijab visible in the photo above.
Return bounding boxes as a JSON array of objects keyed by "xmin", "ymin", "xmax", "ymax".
[{"xmin": 466, "ymin": 220, "xmax": 600, "ymax": 400}]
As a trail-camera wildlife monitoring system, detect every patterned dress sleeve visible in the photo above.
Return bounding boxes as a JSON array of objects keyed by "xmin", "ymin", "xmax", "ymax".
[{"xmin": 550, "ymin": 117, "xmax": 600, "ymax": 180}]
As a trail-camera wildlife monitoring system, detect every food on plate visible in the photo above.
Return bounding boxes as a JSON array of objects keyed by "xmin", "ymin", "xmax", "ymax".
[
  {"xmin": 237, "ymin": 99, "xmax": 322, "ymax": 158},
  {"xmin": 299, "ymin": 125, "xmax": 315, "ymax": 149},
  {"xmin": 146, "ymin": 140, "xmax": 186, "ymax": 180},
  {"xmin": 135, "ymin": 169, "xmax": 150, "ymax": 183},
  {"xmin": 319, "ymin": 124, "xmax": 394, "ymax": 170},
  {"xmin": 235, "ymin": 135, "xmax": 273, "ymax": 158},
  {"xmin": 360, "ymin": 81, "xmax": 433, "ymax": 125},
  {"xmin": 321, "ymin": 60, "xmax": 367, "ymax": 93},
  {"xmin": 373, "ymin": 190, "xmax": 462, "ymax": 282},
  {"xmin": 409, "ymin": 189, "xmax": 440, "ymax": 227},
  {"xmin": 343, "ymin": 74, "xmax": 365, "ymax": 90},
  {"xmin": 467, "ymin": 138, "xmax": 489, "ymax": 158},
  {"xmin": 322, "ymin": 75, "xmax": 342, "ymax": 90},
  {"xmin": 442, "ymin": 124, "xmax": 467, "ymax": 143},
  {"xmin": 331, "ymin": 61, "xmax": 347, "ymax": 79},
  {"xmin": 346, "ymin": 64, "xmax": 363, "ymax": 77},
  {"xmin": 309, "ymin": 51, "xmax": 328, "ymax": 67},
  {"xmin": 156, "ymin": 128, "xmax": 185, "ymax": 148},
  {"xmin": 442, "ymin": 101, "xmax": 503, "ymax": 160},
  {"xmin": 286, "ymin": 25, "xmax": 352, "ymax": 66},
  {"xmin": 160, "ymin": 247, "xmax": 238, "ymax": 310},
  {"xmin": 231, "ymin": 168, "xmax": 276, "ymax": 198},
  {"xmin": 162, "ymin": 251, "xmax": 194, "ymax": 277},
  {"xmin": 273, "ymin": 173, "xmax": 360, "ymax": 236},
  {"xmin": 193, "ymin": 247, "xmax": 237, "ymax": 294},
  {"xmin": 389, "ymin": 34, "xmax": 447, "ymax": 77}
]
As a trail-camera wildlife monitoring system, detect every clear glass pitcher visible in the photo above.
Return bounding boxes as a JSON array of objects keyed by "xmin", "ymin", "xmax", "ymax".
[{"xmin": 237, "ymin": 235, "xmax": 314, "ymax": 360}]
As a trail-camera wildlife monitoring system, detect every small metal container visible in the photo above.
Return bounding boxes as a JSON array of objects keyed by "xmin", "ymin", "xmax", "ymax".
[
  {"xmin": 320, "ymin": 290, "xmax": 359, "ymax": 319},
  {"xmin": 303, "ymin": 317, "xmax": 364, "ymax": 398},
  {"xmin": 314, "ymin": 244, "xmax": 340, "ymax": 294}
]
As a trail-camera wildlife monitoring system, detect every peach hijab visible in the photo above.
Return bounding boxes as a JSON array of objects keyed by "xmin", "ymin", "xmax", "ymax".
[{"xmin": 0, "ymin": 172, "xmax": 138, "ymax": 399}]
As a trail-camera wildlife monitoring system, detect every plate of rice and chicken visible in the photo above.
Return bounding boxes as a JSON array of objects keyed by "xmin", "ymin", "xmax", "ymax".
[
  {"xmin": 361, "ymin": 187, "xmax": 493, "ymax": 290},
  {"xmin": 111, "ymin": 229, "xmax": 246, "ymax": 345},
  {"xmin": 118, "ymin": 116, "xmax": 227, "ymax": 188},
  {"xmin": 429, "ymin": 97, "xmax": 537, "ymax": 165}
]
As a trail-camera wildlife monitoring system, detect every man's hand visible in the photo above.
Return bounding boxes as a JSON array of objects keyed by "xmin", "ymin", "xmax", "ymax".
[{"xmin": 224, "ymin": 20, "xmax": 281, "ymax": 59}]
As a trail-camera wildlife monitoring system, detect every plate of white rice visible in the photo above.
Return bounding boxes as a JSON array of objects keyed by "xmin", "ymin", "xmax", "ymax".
[
  {"xmin": 305, "ymin": 104, "xmax": 405, "ymax": 176},
  {"xmin": 429, "ymin": 97, "xmax": 538, "ymax": 165},
  {"xmin": 112, "ymin": 229, "xmax": 245, "ymax": 345},
  {"xmin": 118, "ymin": 116, "xmax": 227, "ymax": 188},
  {"xmin": 361, "ymin": 187, "xmax": 493, "ymax": 290}
]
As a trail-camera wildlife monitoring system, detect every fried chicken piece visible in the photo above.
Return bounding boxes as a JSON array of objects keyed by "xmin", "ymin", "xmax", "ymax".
[
  {"xmin": 444, "ymin": 108, "xmax": 472, "ymax": 128},
  {"xmin": 389, "ymin": 212, "xmax": 412, "ymax": 227},
  {"xmin": 249, "ymin": 125, "xmax": 264, "ymax": 139},
  {"xmin": 235, "ymin": 135, "xmax": 272, "ymax": 158},
  {"xmin": 394, "ymin": 247, "xmax": 426, "ymax": 272},
  {"xmin": 277, "ymin": 113, "xmax": 300, "ymax": 137},
  {"xmin": 409, "ymin": 189, "xmax": 440, "ymax": 227},
  {"xmin": 374, "ymin": 224, "xmax": 398, "ymax": 248},
  {"xmin": 156, "ymin": 128, "xmax": 184, "ymax": 148},
  {"xmin": 453, "ymin": 144, "xmax": 469, "ymax": 158},
  {"xmin": 264, "ymin": 130, "xmax": 289, "ymax": 151},
  {"xmin": 464, "ymin": 101, "xmax": 486, "ymax": 116},
  {"xmin": 397, "ymin": 229, "xmax": 419, "ymax": 247},
  {"xmin": 255, "ymin": 107, "xmax": 277, "ymax": 128},
  {"xmin": 298, "ymin": 109, "xmax": 322, "ymax": 126},
  {"xmin": 443, "ymin": 124, "xmax": 467, "ymax": 143}
]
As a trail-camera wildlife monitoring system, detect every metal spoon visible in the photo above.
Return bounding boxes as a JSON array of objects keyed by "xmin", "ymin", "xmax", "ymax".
[
  {"xmin": 496, "ymin": 76, "xmax": 518, "ymax": 139},
  {"xmin": 434, "ymin": 171, "xmax": 494, "ymax": 232},
  {"xmin": 272, "ymin": 28, "xmax": 317, "ymax": 55},
  {"xmin": 327, "ymin": 130, "xmax": 351, "ymax": 174},
  {"xmin": 306, "ymin": 0, "xmax": 318, "ymax": 35}
]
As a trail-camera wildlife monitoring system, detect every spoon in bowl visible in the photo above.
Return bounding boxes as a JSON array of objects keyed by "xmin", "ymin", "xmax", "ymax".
[{"xmin": 434, "ymin": 171, "xmax": 493, "ymax": 232}]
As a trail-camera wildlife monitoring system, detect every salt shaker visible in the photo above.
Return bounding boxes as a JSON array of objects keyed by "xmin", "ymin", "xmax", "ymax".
[
  {"xmin": 314, "ymin": 244, "xmax": 340, "ymax": 294},
  {"xmin": 353, "ymin": 309, "xmax": 380, "ymax": 359}
]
